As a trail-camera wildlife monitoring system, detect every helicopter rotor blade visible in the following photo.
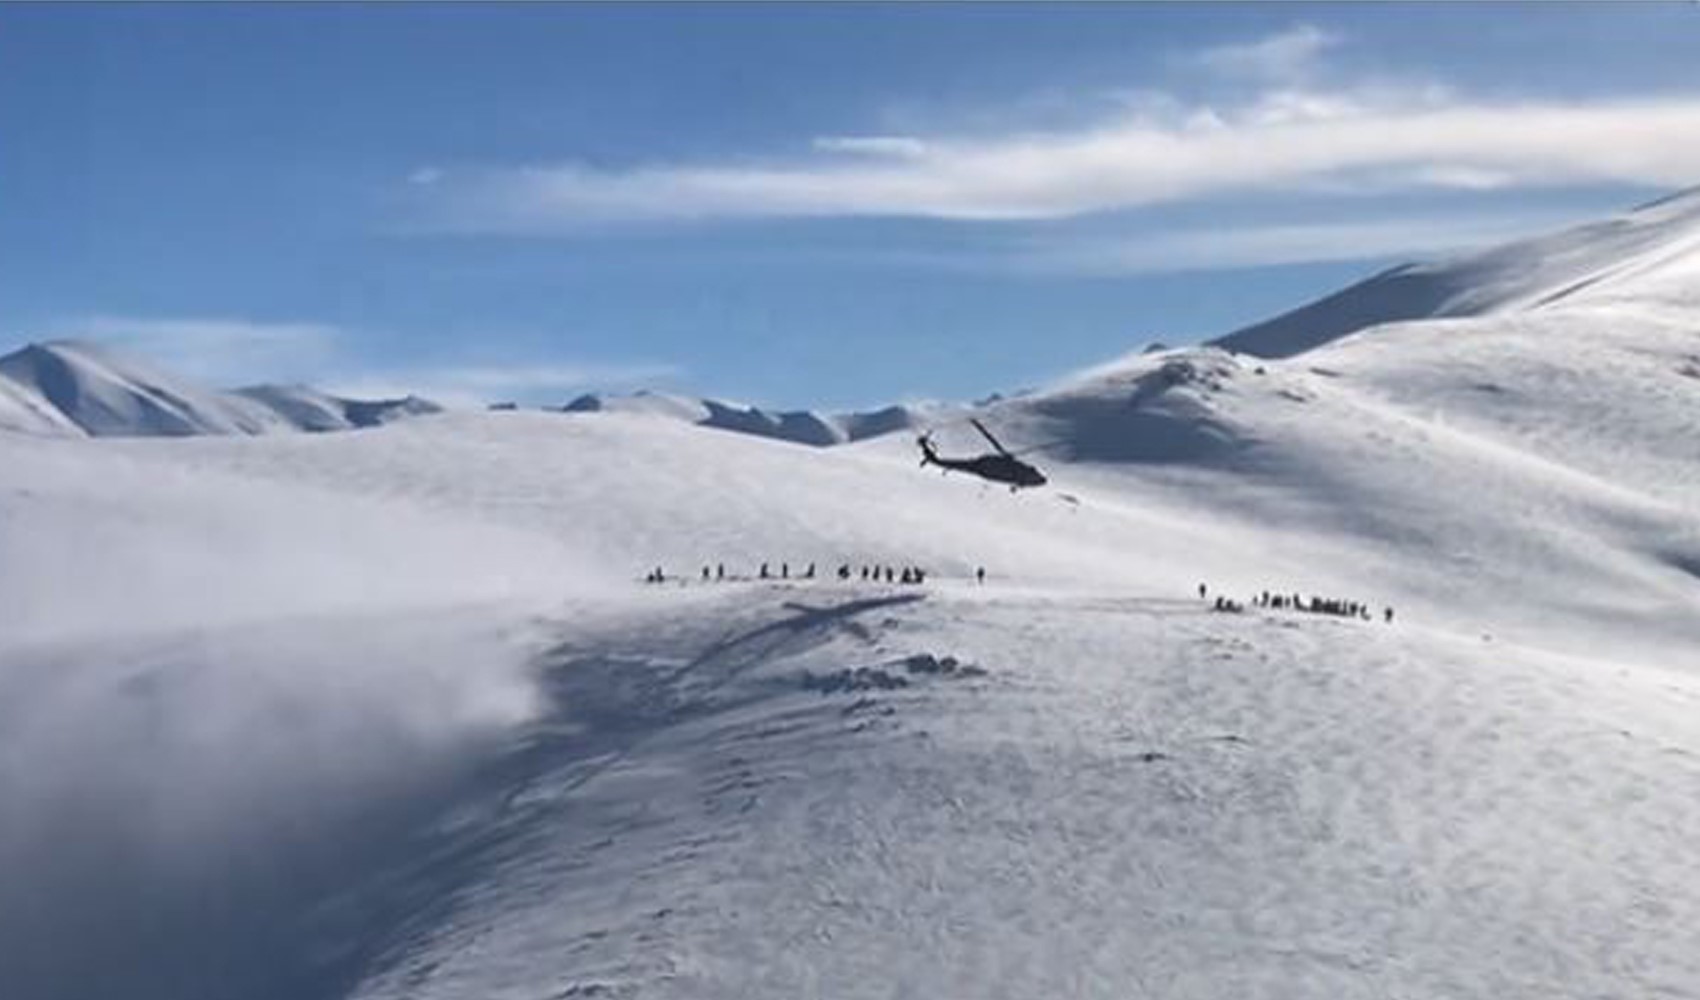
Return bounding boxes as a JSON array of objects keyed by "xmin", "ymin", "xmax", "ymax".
[{"xmin": 968, "ymin": 417, "xmax": 1012, "ymax": 456}]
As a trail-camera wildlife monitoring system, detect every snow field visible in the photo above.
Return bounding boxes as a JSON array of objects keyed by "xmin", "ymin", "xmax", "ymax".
[{"xmin": 352, "ymin": 586, "xmax": 1700, "ymax": 1000}]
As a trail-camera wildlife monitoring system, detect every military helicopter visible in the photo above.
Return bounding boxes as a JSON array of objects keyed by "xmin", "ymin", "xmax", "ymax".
[{"xmin": 917, "ymin": 417, "xmax": 1048, "ymax": 491}]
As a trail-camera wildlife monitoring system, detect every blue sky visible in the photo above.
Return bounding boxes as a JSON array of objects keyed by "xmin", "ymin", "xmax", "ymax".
[{"xmin": 5, "ymin": 3, "xmax": 1700, "ymax": 409}]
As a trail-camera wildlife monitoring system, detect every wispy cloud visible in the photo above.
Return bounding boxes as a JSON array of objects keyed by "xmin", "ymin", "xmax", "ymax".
[
  {"xmin": 18, "ymin": 314, "xmax": 678, "ymax": 406},
  {"xmin": 1190, "ymin": 24, "xmax": 1341, "ymax": 84},
  {"xmin": 417, "ymin": 95, "xmax": 1700, "ymax": 230},
  {"xmin": 1002, "ymin": 210, "xmax": 1583, "ymax": 277},
  {"xmin": 409, "ymin": 25, "xmax": 1700, "ymax": 231},
  {"xmin": 50, "ymin": 316, "xmax": 340, "ymax": 385},
  {"xmin": 811, "ymin": 135, "xmax": 929, "ymax": 159}
]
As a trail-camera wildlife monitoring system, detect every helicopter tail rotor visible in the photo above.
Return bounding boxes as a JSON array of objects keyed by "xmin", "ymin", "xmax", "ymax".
[{"xmin": 916, "ymin": 432, "xmax": 939, "ymax": 466}]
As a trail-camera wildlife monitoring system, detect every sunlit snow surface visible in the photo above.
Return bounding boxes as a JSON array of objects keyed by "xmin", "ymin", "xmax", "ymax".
[{"xmin": 5, "ymin": 191, "xmax": 1700, "ymax": 998}]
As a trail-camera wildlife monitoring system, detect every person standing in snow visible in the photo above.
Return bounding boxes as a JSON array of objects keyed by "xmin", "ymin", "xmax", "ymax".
[{"xmin": 976, "ymin": 567, "xmax": 986, "ymax": 585}]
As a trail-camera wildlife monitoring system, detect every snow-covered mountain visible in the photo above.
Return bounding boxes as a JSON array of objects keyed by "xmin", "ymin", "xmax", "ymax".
[
  {"xmin": 563, "ymin": 390, "xmax": 944, "ymax": 446},
  {"xmin": 0, "ymin": 340, "xmax": 291, "ymax": 436},
  {"xmin": 5, "ymin": 190, "xmax": 1700, "ymax": 1000},
  {"xmin": 234, "ymin": 383, "xmax": 444, "ymax": 432},
  {"xmin": 1215, "ymin": 185, "xmax": 1700, "ymax": 358},
  {"xmin": 0, "ymin": 340, "xmax": 442, "ymax": 437}
]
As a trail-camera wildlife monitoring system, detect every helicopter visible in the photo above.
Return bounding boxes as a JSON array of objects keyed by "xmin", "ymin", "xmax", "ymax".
[{"xmin": 917, "ymin": 417, "xmax": 1048, "ymax": 491}]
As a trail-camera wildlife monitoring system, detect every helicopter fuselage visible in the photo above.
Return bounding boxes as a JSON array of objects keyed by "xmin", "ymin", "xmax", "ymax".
[{"xmin": 923, "ymin": 450, "xmax": 1048, "ymax": 489}]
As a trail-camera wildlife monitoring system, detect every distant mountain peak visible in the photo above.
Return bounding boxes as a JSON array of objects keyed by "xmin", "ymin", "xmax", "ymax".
[{"xmin": 0, "ymin": 340, "xmax": 442, "ymax": 438}]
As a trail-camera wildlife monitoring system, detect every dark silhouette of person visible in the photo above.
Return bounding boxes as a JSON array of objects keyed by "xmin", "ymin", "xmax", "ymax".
[
  {"xmin": 760, "ymin": 562, "xmax": 770, "ymax": 580},
  {"xmin": 717, "ymin": 563, "xmax": 725, "ymax": 581},
  {"xmin": 976, "ymin": 567, "xmax": 986, "ymax": 585},
  {"xmin": 782, "ymin": 562, "xmax": 789, "ymax": 579},
  {"xmin": 702, "ymin": 566, "xmax": 710, "ymax": 582},
  {"xmin": 1198, "ymin": 583, "xmax": 1208, "ymax": 600},
  {"xmin": 805, "ymin": 562, "xmax": 816, "ymax": 579},
  {"xmin": 1384, "ymin": 607, "xmax": 1394, "ymax": 624}
]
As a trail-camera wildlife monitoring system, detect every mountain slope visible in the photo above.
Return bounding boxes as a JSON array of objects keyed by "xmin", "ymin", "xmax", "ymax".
[
  {"xmin": 1214, "ymin": 186, "xmax": 1700, "ymax": 358},
  {"xmin": 0, "ymin": 373, "xmax": 84, "ymax": 436},
  {"xmin": 5, "ymin": 397, "xmax": 1698, "ymax": 999}
]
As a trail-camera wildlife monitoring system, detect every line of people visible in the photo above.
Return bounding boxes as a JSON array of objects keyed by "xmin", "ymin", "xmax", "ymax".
[
  {"xmin": 841, "ymin": 564, "xmax": 929, "ymax": 585},
  {"xmin": 1198, "ymin": 583, "xmax": 1393, "ymax": 623},
  {"xmin": 644, "ymin": 562, "xmax": 992, "ymax": 586}
]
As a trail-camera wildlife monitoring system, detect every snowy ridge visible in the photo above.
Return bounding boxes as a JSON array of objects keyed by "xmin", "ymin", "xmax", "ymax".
[
  {"xmin": 1214, "ymin": 184, "xmax": 1700, "ymax": 358},
  {"xmin": 234, "ymin": 383, "xmax": 443, "ymax": 432},
  {"xmin": 564, "ymin": 390, "xmax": 945, "ymax": 446},
  {"xmin": 0, "ymin": 340, "xmax": 442, "ymax": 437}
]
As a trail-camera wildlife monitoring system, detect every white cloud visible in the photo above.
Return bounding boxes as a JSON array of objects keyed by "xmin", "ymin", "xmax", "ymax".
[
  {"xmin": 56, "ymin": 316, "xmax": 341, "ymax": 385},
  {"xmin": 415, "ymin": 91, "xmax": 1700, "ymax": 230},
  {"xmin": 1192, "ymin": 24, "xmax": 1341, "ymax": 84}
]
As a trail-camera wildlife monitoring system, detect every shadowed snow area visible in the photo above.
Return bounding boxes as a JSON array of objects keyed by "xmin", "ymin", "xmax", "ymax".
[
  {"xmin": 4, "ymin": 192, "xmax": 1700, "ymax": 998},
  {"xmin": 0, "ymin": 435, "xmax": 579, "ymax": 999}
]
